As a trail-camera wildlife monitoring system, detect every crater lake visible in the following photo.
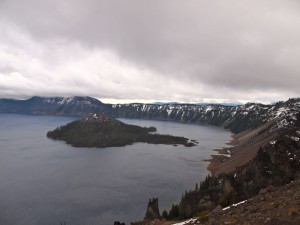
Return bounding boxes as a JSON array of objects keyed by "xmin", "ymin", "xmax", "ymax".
[{"xmin": 0, "ymin": 114, "xmax": 231, "ymax": 225}]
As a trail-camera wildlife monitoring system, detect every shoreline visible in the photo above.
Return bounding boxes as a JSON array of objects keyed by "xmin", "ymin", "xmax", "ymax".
[
  {"xmin": 206, "ymin": 121, "xmax": 278, "ymax": 176},
  {"xmin": 206, "ymin": 134, "xmax": 237, "ymax": 176}
]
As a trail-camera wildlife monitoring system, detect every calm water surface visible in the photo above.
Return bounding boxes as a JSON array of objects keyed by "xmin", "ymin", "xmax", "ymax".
[{"xmin": 0, "ymin": 114, "xmax": 231, "ymax": 225}]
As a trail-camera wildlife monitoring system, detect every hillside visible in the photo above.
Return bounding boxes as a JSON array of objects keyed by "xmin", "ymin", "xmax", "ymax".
[
  {"xmin": 111, "ymin": 98, "xmax": 300, "ymax": 133},
  {"xmin": 47, "ymin": 113, "xmax": 196, "ymax": 148},
  {"xmin": 0, "ymin": 96, "xmax": 112, "ymax": 116},
  {"xmin": 132, "ymin": 174, "xmax": 300, "ymax": 225}
]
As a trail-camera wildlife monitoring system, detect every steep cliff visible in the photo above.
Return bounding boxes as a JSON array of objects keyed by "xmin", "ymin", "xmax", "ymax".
[{"xmin": 111, "ymin": 98, "xmax": 300, "ymax": 134}]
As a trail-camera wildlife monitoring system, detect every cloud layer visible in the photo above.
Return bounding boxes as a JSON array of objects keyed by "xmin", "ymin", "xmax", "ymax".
[{"xmin": 0, "ymin": 0, "xmax": 300, "ymax": 103}]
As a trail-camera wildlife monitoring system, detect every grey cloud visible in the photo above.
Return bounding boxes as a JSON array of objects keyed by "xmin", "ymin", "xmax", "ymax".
[{"xmin": 0, "ymin": 0, "xmax": 300, "ymax": 102}]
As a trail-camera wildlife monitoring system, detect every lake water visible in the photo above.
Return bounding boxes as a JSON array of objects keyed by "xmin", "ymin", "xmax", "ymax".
[{"xmin": 0, "ymin": 114, "xmax": 231, "ymax": 225}]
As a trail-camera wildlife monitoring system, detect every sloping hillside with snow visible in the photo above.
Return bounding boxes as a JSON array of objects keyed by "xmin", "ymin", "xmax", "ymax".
[{"xmin": 111, "ymin": 98, "xmax": 300, "ymax": 134}]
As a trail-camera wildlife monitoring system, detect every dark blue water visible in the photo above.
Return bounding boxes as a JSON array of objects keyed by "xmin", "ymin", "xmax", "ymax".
[{"xmin": 0, "ymin": 114, "xmax": 231, "ymax": 225}]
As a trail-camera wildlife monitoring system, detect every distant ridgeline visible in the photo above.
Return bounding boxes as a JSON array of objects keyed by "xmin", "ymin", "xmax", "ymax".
[
  {"xmin": 0, "ymin": 96, "xmax": 111, "ymax": 116},
  {"xmin": 1, "ymin": 96, "xmax": 300, "ymax": 134},
  {"xmin": 47, "ymin": 113, "xmax": 196, "ymax": 148}
]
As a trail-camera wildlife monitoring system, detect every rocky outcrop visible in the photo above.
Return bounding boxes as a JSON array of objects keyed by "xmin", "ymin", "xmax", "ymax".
[
  {"xmin": 144, "ymin": 198, "xmax": 161, "ymax": 220},
  {"xmin": 82, "ymin": 112, "xmax": 116, "ymax": 123}
]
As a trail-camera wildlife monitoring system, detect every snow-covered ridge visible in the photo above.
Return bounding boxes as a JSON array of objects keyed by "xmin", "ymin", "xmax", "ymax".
[
  {"xmin": 1, "ymin": 96, "xmax": 299, "ymax": 133},
  {"xmin": 111, "ymin": 98, "xmax": 300, "ymax": 133},
  {"xmin": 0, "ymin": 96, "xmax": 110, "ymax": 116},
  {"xmin": 42, "ymin": 96, "xmax": 102, "ymax": 107}
]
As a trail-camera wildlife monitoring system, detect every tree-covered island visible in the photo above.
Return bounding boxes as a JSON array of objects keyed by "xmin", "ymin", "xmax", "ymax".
[{"xmin": 47, "ymin": 113, "xmax": 197, "ymax": 148}]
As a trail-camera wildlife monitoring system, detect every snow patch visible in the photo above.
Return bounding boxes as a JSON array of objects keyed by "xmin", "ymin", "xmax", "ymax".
[
  {"xmin": 222, "ymin": 200, "xmax": 247, "ymax": 211},
  {"xmin": 172, "ymin": 218, "xmax": 197, "ymax": 225},
  {"xmin": 274, "ymin": 107, "xmax": 288, "ymax": 118},
  {"xmin": 290, "ymin": 136, "xmax": 300, "ymax": 141},
  {"xmin": 205, "ymin": 106, "xmax": 212, "ymax": 112},
  {"xmin": 58, "ymin": 97, "xmax": 74, "ymax": 105}
]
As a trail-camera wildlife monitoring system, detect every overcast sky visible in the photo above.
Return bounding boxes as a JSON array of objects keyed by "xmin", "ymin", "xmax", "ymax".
[{"xmin": 0, "ymin": 0, "xmax": 300, "ymax": 104}]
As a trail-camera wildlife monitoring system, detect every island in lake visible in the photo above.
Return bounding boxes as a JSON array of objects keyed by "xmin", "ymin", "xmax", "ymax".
[{"xmin": 47, "ymin": 113, "xmax": 197, "ymax": 148}]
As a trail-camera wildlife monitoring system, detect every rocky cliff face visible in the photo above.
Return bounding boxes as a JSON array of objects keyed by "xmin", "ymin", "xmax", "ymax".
[{"xmin": 111, "ymin": 98, "xmax": 300, "ymax": 134}]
